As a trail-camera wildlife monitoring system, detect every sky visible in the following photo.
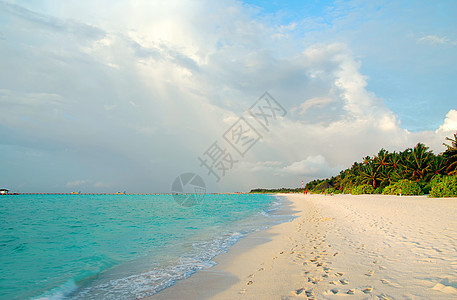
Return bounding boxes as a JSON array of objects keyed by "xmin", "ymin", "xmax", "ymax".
[{"xmin": 1, "ymin": 0, "xmax": 456, "ymax": 193}]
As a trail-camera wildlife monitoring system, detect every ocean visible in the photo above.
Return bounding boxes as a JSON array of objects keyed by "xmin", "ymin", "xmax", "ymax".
[{"xmin": 0, "ymin": 193, "xmax": 286, "ymax": 299}]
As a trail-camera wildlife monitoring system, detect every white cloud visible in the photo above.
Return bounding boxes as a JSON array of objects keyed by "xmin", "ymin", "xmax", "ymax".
[
  {"xmin": 281, "ymin": 155, "xmax": 340, "ymax": 176},
  {"xmin": 292, "ymin": 97, "xmax": 334, "ymax": 115},
  {"xmin": 94, "ymin": 182, "xmax": 111, "ymax": 188},
  {"xmin": 237, "ymin": 161, "xmax": 283, "ymax": 173},
  {"xmin": 237, "ymin": 156, "xmax": 339, "ymax": 178},
  {"xmin": 437, "ymin": 109, "xmax": 457, "ymax": 133},
  {"xmin": 418, "ymin": 35, "xmax": 456, "ymax": 46},
  {"xmin": 1, "ymin": 1, "xmax": 455, "ymax": 192},
  {"xmin": 66, "ymin": 180, "xmax": 86, "ymax": 188}
]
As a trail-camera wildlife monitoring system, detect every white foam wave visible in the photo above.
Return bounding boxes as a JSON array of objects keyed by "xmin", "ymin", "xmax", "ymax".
[
  {"xmin": 69, "ymin": 232, "xmax": 245, "ymax": 299},
  {"xmin": 34, "ymin": 279, "xmax": 78, "ymax": 300}
]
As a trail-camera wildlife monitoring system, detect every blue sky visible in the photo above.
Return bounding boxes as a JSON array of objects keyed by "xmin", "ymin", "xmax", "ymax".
[
  {"xmin": 244, "ymin": 0, "xmax": 457, "ymax": 131},
  {"xmin": 1, "ymin": 0, "xmax": 456, "ymax": 192}
]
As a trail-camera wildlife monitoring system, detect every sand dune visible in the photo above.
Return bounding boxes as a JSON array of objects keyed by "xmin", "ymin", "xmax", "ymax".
[{"xmin": 150, "ymin": 194, "xmax": 457, "ymax": 299}]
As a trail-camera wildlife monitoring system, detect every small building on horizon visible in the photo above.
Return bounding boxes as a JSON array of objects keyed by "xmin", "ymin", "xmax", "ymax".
[{"xmin": 0, "ymin": 189, "xmax": 9, "ymax": 195}]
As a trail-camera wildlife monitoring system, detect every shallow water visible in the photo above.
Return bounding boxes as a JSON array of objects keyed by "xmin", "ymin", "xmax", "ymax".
[{"xmin": 0, "ymin": 194, "xmax": 282, "ymax": 299}]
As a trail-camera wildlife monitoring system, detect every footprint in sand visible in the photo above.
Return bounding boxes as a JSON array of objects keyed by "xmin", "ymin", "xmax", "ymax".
[
  {"xmin": 431, "ymin": 282, "xmax": 457, "ymax": 294},
  {"xmin": 340, "ymin": 279, "xmax": 349, "ymax": 285},
  {"xmin": 323, "ymin": 267, "xmax": 333, "ymax": 273},
  {"xmin": 365, "ymin": 270, "xmax": 375, "ymax": 276},
  {"xmin": 308, "ymin": 277, "xmax": 321, "ymax": 284},
  {"xmin": 380, "ymin": 279, "xmax": 398, "ymax": 287},
  {"xmin": 305, "ymin": 289, "xmax": 315, "ymax": 297},
  {"xmin": 363, "ymin": 287, "xmax": 373, "ymax": 294},
  {"xmin": 246, "ymin": 280, "xmax": 254, "ymax": 285}
]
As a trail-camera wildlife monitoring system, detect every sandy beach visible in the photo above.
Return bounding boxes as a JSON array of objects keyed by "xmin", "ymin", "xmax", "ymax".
[{"xmin": 150, "ymin": 194, "xmax": 457, "ymax": 299}]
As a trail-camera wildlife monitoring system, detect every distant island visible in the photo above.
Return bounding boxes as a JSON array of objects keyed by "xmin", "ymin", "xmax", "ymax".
[{"xmin": 251, "ymin": 132, "xmax": 457, "ymax": 198}]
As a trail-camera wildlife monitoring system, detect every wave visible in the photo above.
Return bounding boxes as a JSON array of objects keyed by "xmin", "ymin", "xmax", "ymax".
[
  {"xmin": 26, "ymin": 194, "xmax": 283, "ymax": 300},
  {"xmin": 68, "ymin": 232, "xmax": 245, "ymax": 299},
  {"xmin": 34, "ymin": 279, "xmax": 78, "ymax": 300}
]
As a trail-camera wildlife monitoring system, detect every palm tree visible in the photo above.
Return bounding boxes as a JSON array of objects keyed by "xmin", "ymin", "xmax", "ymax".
[
  {"xmin": 429, "ymin": 155, "xmax": 447, "ymax": 179},
  {"xmin": 372, "ymin": 149, "xmax": 391, "ymax": 185},
  {"xmin": 338, "ymin": 168, "xmax": 359, "ymax": 192},
  {"xmin": 443, "ymin": 132, "xmax": 457, "ymax": 175},
  {"xmin": 444, "ymin": 151, "xmax": 457, "ymax": 175},
  {"xmin": 443, "ymin": 132, "xmax": 457, "ymax": 150},
  {"xmin": 405, "ymin": 143, "xmax": 434, "ymax": 181},
  {"xmin": 373, "ymin": 149, "xmax": 389, "ymax": 169},
  {"xmin": 359, "ymin": 163, "xmax": 381, "ymax": 188},
  {"xmin": 388, "ymin": 151, "xmax": 402, "ymax": 171},
  {"xmin": 392, "ymin": 148, "xmax": 412, "ymax": 180},
  {"xmin": 378, "ymin": 167, "xmax": 401, "ymax": 187},
  {"xmin": 363, "ymin": 156, "xmax": 372, "ymax": 165}
]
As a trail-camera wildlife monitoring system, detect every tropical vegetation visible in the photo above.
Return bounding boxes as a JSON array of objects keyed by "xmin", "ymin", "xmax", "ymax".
[
  {"xmin": 250, "ymin": 132, "xmax": 457, "ymax": 197},
  {"xmin": 302, "ymin": 132, "xmax": 457, "ymax": 197}
]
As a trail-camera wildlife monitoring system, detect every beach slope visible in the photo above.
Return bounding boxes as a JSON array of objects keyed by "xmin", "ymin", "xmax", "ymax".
[{"xmin": 151, "ymin": 194, "xmax": 457, "ymax": 299}]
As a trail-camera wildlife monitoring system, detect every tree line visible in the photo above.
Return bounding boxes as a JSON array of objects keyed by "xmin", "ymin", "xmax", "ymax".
[{"xmin": 251, "ymin": 132, "xmax": 457, "ymax": 197}]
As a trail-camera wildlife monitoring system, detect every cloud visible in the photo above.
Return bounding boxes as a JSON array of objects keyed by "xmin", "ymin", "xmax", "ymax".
[
  {"xmin": 0, "ymin": 2, "xmax": 105, "ymax": 40},
  {"xmin": 0, "ymin": 1, "xmax": 455, "ymax": 192},
  {"xmin": 281, "ymin": 155, "xmax": 340, "ymax": 176},
  {"xmin": 292, "ymin": 97, "xmax": 334, "ymax": 115},
  {"xmin": 237, "ymin": 156, "xmax": 339, "ymax": 178},
  {"xmin": 437, "ymin": 109, "xmax": 457, "ymax": 133},
  {"xmin": 66, "ymin": 180, "xmax": 86, "ymax": 188},
  {"xmin": 418, "ymin": 35, "xmax": 456, "ymax": 46},
  {"xmin": 94, "ymin": 182, "xmax": 111, "ymax": 188}
]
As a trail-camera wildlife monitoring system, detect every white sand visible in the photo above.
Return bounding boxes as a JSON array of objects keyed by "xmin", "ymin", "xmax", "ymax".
[{"xmin": 150, "ymin": 194, "xmax": 457, "ymax": 299}]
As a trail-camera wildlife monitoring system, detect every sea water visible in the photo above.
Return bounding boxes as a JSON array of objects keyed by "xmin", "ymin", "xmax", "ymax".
[{"xmin": 0, "ymin": 194, "xmax": 286, "ymax": 299}]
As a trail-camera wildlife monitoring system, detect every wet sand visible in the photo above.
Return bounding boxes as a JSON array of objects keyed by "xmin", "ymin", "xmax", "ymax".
[{"xmin": 149, "ymin": 194, "xmax": 457, "ymax": 299}]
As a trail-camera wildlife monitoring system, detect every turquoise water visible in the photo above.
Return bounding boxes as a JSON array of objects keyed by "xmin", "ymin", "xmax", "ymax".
[{"xmin": 0, "ymin": 194, "xmax": 283, "ymax": 299}]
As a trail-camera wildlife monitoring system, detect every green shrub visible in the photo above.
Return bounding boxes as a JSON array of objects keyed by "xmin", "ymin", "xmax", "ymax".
[
  {"xmin": 351, "ymin": 184, "xmax": 375, "ymax": 195},
  {"xmin": 342, "ymin": 186, "xmax": 352, "ymax": 194},
  {"xmin": 420, "ymin": 182, "xmax": 432, "ymax": 194},
  {"xmin": 373, "ymin": 186, "xmax": 384, "ymax": 194},
  {"xmin": 418, "ymin": 178, "xmax": 434, "ymax": 194},
  {"xmin": 429, "ymin": 175, "xmax": 457, "ymax": 198},
  {"xmin": 325, "ymin": 187, "xmax": 341, "ymax": 194},
  {"xmin": 431, "ymin": 174, "xmax": 445, "ymax": 185},
  {"xmin": 315, "ymin": 181, "xmax": 331, "ymax": 191},
  {"xmin": 382, "ymin": 184, "xmax": 396, "ymax": 195},
  {"xmin": 382, "ymin": 179, "xmax": 424, "ymax": 196}
]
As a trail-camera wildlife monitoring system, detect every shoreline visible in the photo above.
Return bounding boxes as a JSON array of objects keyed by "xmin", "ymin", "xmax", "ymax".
[
  {"xmin": 149, "ymin": 193, "xmax": 457, "ymax": 299},
  {"xmin": 147, "ymin": 194, "xmax": 297, "ymax": 300}
]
